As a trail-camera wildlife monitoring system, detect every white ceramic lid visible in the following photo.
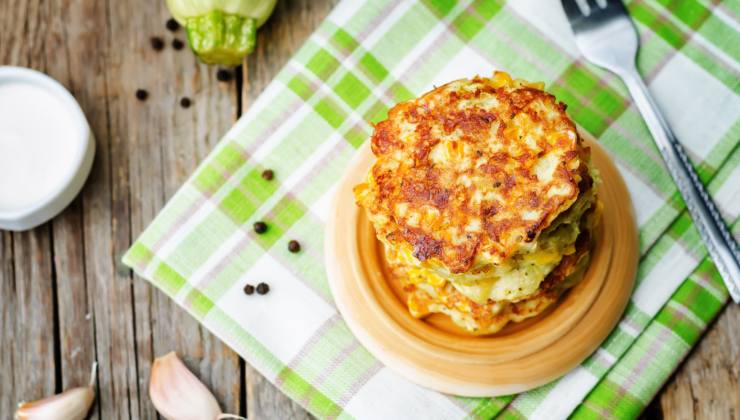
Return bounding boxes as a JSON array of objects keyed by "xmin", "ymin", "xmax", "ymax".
[{"xmin": 0, "ymin": 66, "xmax": 95, "ymax": 231}]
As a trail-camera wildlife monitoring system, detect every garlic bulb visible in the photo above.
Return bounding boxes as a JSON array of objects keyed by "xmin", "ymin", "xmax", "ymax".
[
  {"xmin": 15, "ymin": 362, "xmax": 97, "ymax": 420},
  {"xmin": 149, "ymin": 352, "xmax": 223, "ymax": 420}
]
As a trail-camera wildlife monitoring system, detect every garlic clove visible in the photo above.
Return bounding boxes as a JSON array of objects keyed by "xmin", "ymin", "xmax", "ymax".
[
  {"xmin": 15, "ymin": 362, "xmax": 97, "ymax": 420},
  {"xmin": 15, "ymin": 387, "xmax": 94, "ymax": 420},
  {"xmin": 149, "ymin": 352, "xmax": 223, "ymax": 420}
]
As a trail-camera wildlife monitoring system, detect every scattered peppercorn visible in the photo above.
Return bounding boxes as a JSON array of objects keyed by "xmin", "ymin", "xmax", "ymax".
[
  {"xmin": 166, "ymin": 18, "xmax": 179, "ymax": 32},
  {"xmin": 288, "ymin": 240, "xmax": 301, "ymax": 253},
  {"xmin": 150, "ymin": 36, "xmax": 165, "ymax": 51},
  {"xmin": 216, "ymin": 69, "xmax": 232, "ymax": 82},
  {"xmin": 253, "ymin": 221, "xmax": 268, "ymax": 234},
  {"xmin": 135, "ymin": 89, "xmax": 148, "ymax": 101},
  {"xmin": 243, "ymin": 284, "xmax": 255, "ymax": 295},
  {"xmin": 261, "ymin": 169, "xmax": 274, "ymax": 181},
  {"xmin": 180, "ymin": 97, "xmax": 191, "ymax": 108},
  {"xmin": 172, "ymin": 39, "xmax": 184, "ymax": 50},
  {"xmin": 256, "ymin": 283, "xmax": 270, "ymax": 295}
]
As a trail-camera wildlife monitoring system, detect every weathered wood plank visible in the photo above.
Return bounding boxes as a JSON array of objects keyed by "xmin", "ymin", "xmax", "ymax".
[
  {"xmin": 30, "ymin": 0, "xmax": 149, "ymax": 416},
  {"xmin": 119, "ymin": 0, "xmax": 243, "ymax": 417},
  {"xmin": 240, "ymin": 0, "xmax": 339, "ymax": 418},
  {"xmin": 43, "ymin": 2, "xmax": 105, "ymax": 417},
  {"xmin": 7, "ymin": 229, "xmax": 57, "ymax": 406},
  {"xmin": 73, "ymin": 5, "xmax": 141, "ymax": 414},
  {"xmin": 0, "ymin": 0, "xmax": 60, "ymax": 414},
  {"xmin": 659, "ymin": 304, "xmax": 739, "ymax": 419},
  {"xmin": 0, "ymin": 232, "xmax": 17, "ymax": 413},
  {"xmin": 51, "ymin": 201, "xmax": 97, "ymax": 395}
]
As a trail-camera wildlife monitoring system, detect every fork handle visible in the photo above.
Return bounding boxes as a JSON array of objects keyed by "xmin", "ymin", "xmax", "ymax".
[{"xmin": 618, "ymin": 70, "xmax": 740, "ymax": 302}]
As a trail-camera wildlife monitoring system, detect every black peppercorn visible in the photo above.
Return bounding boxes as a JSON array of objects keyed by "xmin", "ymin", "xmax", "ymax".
[
  {"xmin": 243, "ymin": 284, "xmax": 255, "ymax": 295},
  {"xmin": 253, "ymin": 221, "xmax": 268, "ymax": 234},
  {"xmin": 216, "ymin": 69, "xmax": 232, "ymax": 82},
  {"xmin": 288, "ymin": 240, "xmax": 301, "ymax": 253},
  {"xmin": 135, "ymin": 89, "xmax": 148, "ymax": 101},
  {"xmin": 166, "ymin": 18, "xmax": 179, "ymax": 32},
  {"xmin": 180, "ymin": 97, "xmax": 191, "ymax": 108},
  {"xmin": 261, "ymin": 169, "xmax": 274, "ymax": 181},
  {"xmin": 150, "ymin": 36, "xmax": 165, "ymax": 51},
  {"xmin": 256, "ymin": 283, "xmax": 270, "ymax": 295},
  {"xmin": 172, "ymin": 39, "xmax": 184, "ymax": 50}
]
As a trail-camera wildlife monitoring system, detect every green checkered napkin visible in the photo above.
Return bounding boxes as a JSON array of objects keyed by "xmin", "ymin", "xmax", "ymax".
[{"xmin": 123, "ymin": 0, "xmax": 740, "ymax": 418}]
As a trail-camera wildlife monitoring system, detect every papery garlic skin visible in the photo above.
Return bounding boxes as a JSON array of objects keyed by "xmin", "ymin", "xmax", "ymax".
[
  {"xmin": 16, "ymin": 362, "xmax": 97, "ymax": 420},
  {"xmin": 15, "ymin": 387, "xmax": 94, "ymax": 420},
  {"xmin": 150, "ymin": 352, "xmax": 223, "ymax": 420}
]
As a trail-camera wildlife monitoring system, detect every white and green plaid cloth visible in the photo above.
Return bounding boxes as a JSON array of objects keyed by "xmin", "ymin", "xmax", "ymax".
[{"xmin": 123, "ymin": 0, "xmax": 740, "ymax": 418}]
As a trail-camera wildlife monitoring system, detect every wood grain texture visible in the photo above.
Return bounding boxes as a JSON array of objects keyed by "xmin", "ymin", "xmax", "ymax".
[
  {"xmin": 1, "ymin": 0, "xmax": 61, "ymax": 410},
  {"xmin": 2, "ymin": 228, "xmax": 57, "ymax": 406},
  {"xmin": 657, "ymin": 303, "xmax": 739, "ymax": 419},
  {"xmin": 0, "ymin": 0, "xmax": 736, "ymax": 418}
]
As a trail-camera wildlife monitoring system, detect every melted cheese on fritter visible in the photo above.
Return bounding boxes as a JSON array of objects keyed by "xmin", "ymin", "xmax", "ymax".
[
  {"xmin": 436, "ymin": 177, "xmax": 594, "ymax": 302},
  {"xmin": 394, "ymin": 222, "xmax": 595, "ymax": 334},
  {"xmin": 355, "ymin": 72, "xmax": 585, "ymax": 276}
]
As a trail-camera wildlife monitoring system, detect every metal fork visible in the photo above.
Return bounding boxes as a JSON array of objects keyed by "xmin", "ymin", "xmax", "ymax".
[{"xmin": 561, "ymin": 0, "xmax": 740, "ymax": 302}]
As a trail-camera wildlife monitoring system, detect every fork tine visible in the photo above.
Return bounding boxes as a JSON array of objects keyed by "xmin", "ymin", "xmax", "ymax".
[
  {"xmin": 561, "ymin": 0, "xmax": 585, "ymax": 23},
  {"xmin": 600, "ymin": 0, "xmax": 630, "ymax": 15}
]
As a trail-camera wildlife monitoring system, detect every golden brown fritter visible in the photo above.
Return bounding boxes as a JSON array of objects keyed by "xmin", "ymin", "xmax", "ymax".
[
  {"xmin": 396, "ymin": 221, "xmax": 595, "ymax": 335},
  {"xmin": 355, "ymin": 72, "xmax": 586, "ymax": 276},
  {"xmin": 355, "ymin": 71, "xmax": 600, "ymax": 334}
]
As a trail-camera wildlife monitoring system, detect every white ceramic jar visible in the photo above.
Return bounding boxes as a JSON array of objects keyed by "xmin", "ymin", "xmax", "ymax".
[{"xmin": 0, "ymin": 66, "xmax": 95, "ymax": 231}]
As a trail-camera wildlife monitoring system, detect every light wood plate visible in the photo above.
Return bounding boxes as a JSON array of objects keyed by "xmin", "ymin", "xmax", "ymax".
[{"xmin": 324, "ymin": 134, "xmax": 638, "ymax": 397}]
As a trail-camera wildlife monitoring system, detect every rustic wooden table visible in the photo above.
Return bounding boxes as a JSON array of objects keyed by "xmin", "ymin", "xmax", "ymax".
[{"xmin": 0, "ymin": 0, "xmax": 737, "ymax": 418}]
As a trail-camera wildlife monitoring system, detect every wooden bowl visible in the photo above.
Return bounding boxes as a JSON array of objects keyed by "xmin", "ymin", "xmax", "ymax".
[{"xmin": 324, "ymin": 134, "xmax": 638, "ymax": 396}]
